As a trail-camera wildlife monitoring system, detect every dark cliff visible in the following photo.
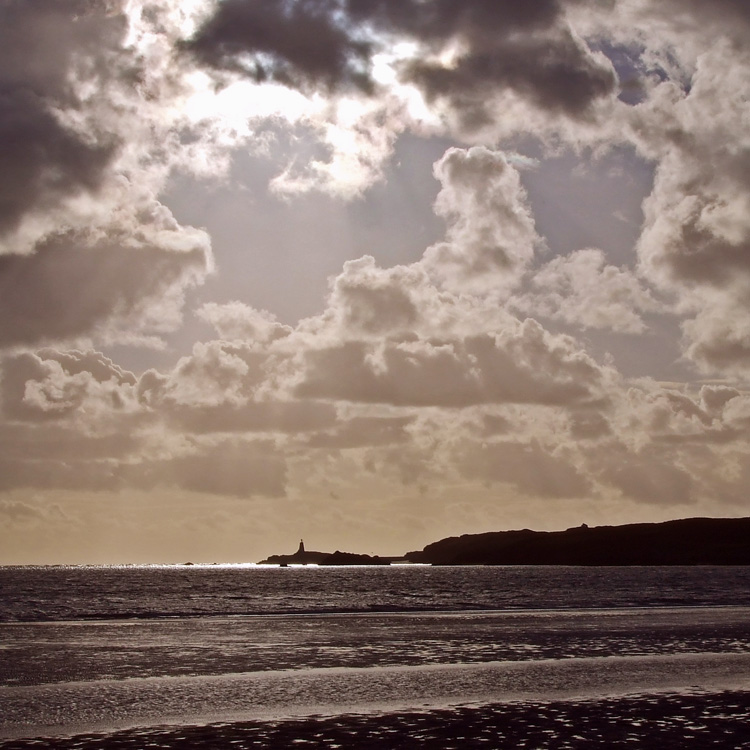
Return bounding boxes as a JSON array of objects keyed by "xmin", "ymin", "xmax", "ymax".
[
  {"xmin": 405, "ymin": 517, "xmax": 750, "ymax": 565},
  {"xmin": 319, "ymin": 551, "xmax": 391, "ymax": 566}
]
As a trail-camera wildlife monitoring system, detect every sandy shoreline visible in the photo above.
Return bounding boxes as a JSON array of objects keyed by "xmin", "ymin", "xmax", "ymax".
[
  {"xmin": 4, "ymin": 651, "xmax": 750, "ymax": 740},
  {"xmin": 4, "ymin": 599, "xmax": 750, "ymax": 747},
  {"xmin": 1, "ymin": 690, "xmax": 749, "ymax": 749}
]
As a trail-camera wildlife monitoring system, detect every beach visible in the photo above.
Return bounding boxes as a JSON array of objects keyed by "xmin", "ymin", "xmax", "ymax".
[
  {"xmin": 3, "ymin": 649, "xmax": 750, "ymax": 747},
  {"xmin": 2, "ymin": 565, "xmax": 750, "ymax": 748},
  {"xmin": 1, "ymin": 691, "xmax": 750, "ymax": 749}
]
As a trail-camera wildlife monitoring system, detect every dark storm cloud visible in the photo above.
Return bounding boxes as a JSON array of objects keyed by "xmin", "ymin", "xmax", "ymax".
[
  {"xmin": 0, "ymin": 89, "xmax": 115, "ymax": 236},
  {"xmin": 0, "ymin": 0, "xmax": 217, "ymax": 349},
  {"xmin": 0, "ymin": 0, "xmax": 127, "ymax": 236},
  {"xmin": 0, "ymin": 0, "xmax": 127, "ymax": 100},
  {"xmin": 183, "ymin": 0, "xmax": 373, "ymax": 93},
  {"xmin": 344, "ymin": 0, "xmax": 561, "ymax": 40},
  {"xmin": 406, "ymin": 33, "xmax": 616, "ymax": 122},
  {"xmin": 0, "ymin": 229, "xmax": 210, "ymax": 347},
  {"xmin": 186, "ymin": 0, "xmax": 617, "ymax": 120},
  {"xmin": 349, "ymin": 0, "xmax": 615, "ymax": 118}
]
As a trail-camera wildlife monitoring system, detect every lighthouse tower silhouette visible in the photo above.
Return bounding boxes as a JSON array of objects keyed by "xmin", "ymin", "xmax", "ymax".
[{"xmin": 297, "ymin": 539, "xmax": 305, "ymax": 555}]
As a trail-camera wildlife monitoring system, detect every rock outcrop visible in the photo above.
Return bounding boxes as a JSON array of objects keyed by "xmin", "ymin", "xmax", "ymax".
[{"xmin": 405, "ymin": 517, "xmax": 750, "ymax": 565}]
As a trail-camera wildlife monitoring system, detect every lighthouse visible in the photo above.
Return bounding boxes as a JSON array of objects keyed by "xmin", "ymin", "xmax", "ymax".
[{"xmin": 297, "ymin": 539, "xmax": 305, "ymax": 555}]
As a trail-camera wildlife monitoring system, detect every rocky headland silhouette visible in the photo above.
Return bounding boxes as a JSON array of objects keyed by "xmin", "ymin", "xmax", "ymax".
[
  {"xmin": 404, "ymin": 517, "xmax": 750, "ymax": 565},
  {"xmin": 259, "ymin": 539, "xmax": 392, "ymax": 566},
  {"xmin": 259, "ymin": 517, "xmax": 750, "ymax": 566}
]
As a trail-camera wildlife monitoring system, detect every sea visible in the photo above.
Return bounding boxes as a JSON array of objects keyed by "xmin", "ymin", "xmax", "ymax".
[{"xmin": 2, "ymin": 564, "xmax": 750, "ymax": 748}]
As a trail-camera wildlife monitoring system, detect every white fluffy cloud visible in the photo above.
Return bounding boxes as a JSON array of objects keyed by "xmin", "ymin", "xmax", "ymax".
[
  {"xmin": 617, "ymin": 16, "xmax": 750, "ymax": 373},
  {"xmin": 422, "ymin": 147, "xmax": 540, "ymax": 295},
  {"xmin": 513, "ymin": 248, "xmax": 661, "ymax": 333}
]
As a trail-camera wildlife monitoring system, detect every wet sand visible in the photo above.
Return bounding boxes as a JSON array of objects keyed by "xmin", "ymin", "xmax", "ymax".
[{"xmin": 1, "ymin": 690, "xmax": 749, "ymax": 749}]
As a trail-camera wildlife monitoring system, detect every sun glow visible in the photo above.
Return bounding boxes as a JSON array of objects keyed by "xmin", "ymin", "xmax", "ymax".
[{"xmin": 183, "ymin": 74, "xmax": 318, "ymax": 130}]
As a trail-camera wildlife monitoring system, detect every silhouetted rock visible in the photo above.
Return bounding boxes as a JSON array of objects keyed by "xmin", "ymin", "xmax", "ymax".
[
  {"xmin": 259, "ymin": 544, "xmax": 396, "ymax": 565},
  {"xmin": 319, "ymin": 551, "xmax": 391, "ymax": 566},
  {"xmin": 405, "ymin": 517, "xmax": 750, "ymax": 565},
  {"xmin": 258, "ymin": 537, "xmax": 334, "ymax": 565},
  {"xmin": 259, "ymin": 551, "xmax": 330, "ymax": 565}
]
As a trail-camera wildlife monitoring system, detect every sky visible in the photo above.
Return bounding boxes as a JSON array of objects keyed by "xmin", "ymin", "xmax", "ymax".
[{"xmin": 1, "ymin": 0, "xmax": 750, "ymax": 564}]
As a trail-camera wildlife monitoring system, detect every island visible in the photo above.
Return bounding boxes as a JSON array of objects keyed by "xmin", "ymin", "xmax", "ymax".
[
  {"xmin": 258, "ymin": 517, "xmax": 750, "ymax": 566},
  {"xmin": 258, "ymin": 540, "xmax": 394, "ymax": 565},
  {"xmin": 404, "ymin": 517, "xmax": 750, "ymax": 565},
  {"xmin": 318, "ymin": 551, "xmax": 391, "ymax": 566}
]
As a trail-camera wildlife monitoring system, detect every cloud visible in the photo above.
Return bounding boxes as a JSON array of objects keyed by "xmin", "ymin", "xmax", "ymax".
[
  {"xmin": 349, "ymin": 0, "xmax": 617, "ymax": 132},
  {"xmin": 134, "ymin": 339, "xmax": 337, "ymax": 435},
  {"xmin": 0, "ymin": 453, "xmax": 124, "ymax": 494},
  {"xmin": 602, "ymin": 11, "xmax": 750, "ymax": 374},
  {"xmin": 618, "ymin": 0, "xmax": 750, "ymax": 41},
  {"xmin": 143, "ymin": 439, "xmax": 288, "ymax": 498},
  {"xmin": 181, "ymin": 0, "xmax": 621, "ymax": 197},
  {"xmin": 0, "ymin": 222, "xmax": 210, "ymax": 347},
  {"xmin": 196, "ymin": 302, "xmax": 292, "ymax": 342},
  {"xmin": 0, "ymin": 1, "xmax": 217, "ymax": 347},
  {"xmin": 2, "ymin": 349, "xmax": 137, "ymax": 423},
  {"xmin": 422, "ymin": 147, "xmax": 539, "ymax": 295},
  {"xmin": 456, "ymin": 439, "xmax": 592, "ymax": 499},
  {"xmin": 0, "ymin": 421, "xmax": 137, "ymax": 463},
  {"xmin": 513, "ymin": 248, "xmax": 661, "ymax": 333},
  {"xmin": 568, "ymin": 410, "xmax": 612, "ymax": 440},
  {"xmin": 0, "ymin": 433, "xmax": 287, "ymax": 498},
  {"xmin": 403, "ymin": 24, "xmax": 616, "ymax": 130},
  {"xmin": 139, "ymin": 340, "xmax": 270, "ymax": 408},
  {"xmin": 0, "ymin": 0, "xmax": 125, "ymax": 243},
  {"xmin": 307, "ymin": 415, "xmax": 413, "ymax": 449},
  {"xmin": 166, "ymin": 400, "xmax": 337, "ymax": 435},
  {"xmin": 680, "ymin": 291, "xmax": 750, "ymax": 374},
  {"xmin": 324, "ymin": 256, "xmax": 423, "ymax": 337},
  {"xmin": 0, "ymin": 344, "xmax": 294, "ymax": 497},
  {"xmin": 0, "ymin": 499, "xmax": 50, "ymax": 523},
  {"xmin": 182, "ymin": 0, "xmax": 374, "ymax": 94},
  {"xmin": 635, "ymin": 74, "xmax": 750, "ymax": 372},
  {"xmin": 187, "ymin": 0, "xmax": 617, "ymax": 120},
  {"xmin": 700, "ymin": 385, "xmax": 742, "ymax": 415},
  {"xmin": 180, "ymin": 0, "xmax": 749, "ymax": 254},
  {"xmin": 346, "ymin": 0, "xmax": 563, "ymax": 38},
  {"xmin": 0, "ymin": 86, "xmax": 115, "ymax": 239},
  {"xmin": 317, "ymin": 254, "xmax": 516, "ymax": 342},
  {"xmin": 294, "ymin": 321, "xmax": 607, "ymax": 408},
  {"xmin": 594, "ymin": 443, "xmax": 696, "ymax": 506}
]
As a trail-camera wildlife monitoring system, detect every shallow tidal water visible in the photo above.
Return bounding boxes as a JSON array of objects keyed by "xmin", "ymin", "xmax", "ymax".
[{"xmin": 2, "ymin": 565, "xmax": 750, "ymax": 747}]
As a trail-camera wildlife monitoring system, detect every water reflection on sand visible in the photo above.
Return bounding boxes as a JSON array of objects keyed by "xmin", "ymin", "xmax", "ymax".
[{"xmin": 2, "ymin": 608, "xmax": 750, "ymax": 740}]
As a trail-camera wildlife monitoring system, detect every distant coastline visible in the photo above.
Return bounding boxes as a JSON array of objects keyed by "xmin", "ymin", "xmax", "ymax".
[
  {"xmin": 258, "ymin": 539, "xmax": 396, "ymax": 566},
  {"xmin": 260, "ymin": 517, "xmax": 750, "ymax": 566}
]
